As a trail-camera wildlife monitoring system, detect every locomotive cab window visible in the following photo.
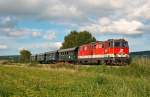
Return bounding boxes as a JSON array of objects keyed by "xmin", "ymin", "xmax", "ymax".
[
  {"xmin": 122, "ymin": 42, "xmax": 128, "ymax": 47},
  {"xmin": 110, "ymin": 41, "xmax": 113, "ymax": 47},
  {"xmin": 114, "ymin": 42, "xmax": 120, "ymax": 47}
]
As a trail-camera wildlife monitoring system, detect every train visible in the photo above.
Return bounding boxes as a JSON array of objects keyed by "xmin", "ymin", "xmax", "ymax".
[{"xmin": 31, "ymin": 39, "xmax": 130, "ymax": 65}]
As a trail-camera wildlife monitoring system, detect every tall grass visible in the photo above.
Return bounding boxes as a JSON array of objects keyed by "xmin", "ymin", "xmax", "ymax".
[
  {"xmin": 0, "ymin": 58, "xmax": 149, "ymax": 97},
  {"xmin": 131, "ymin": 56, "xmax": 150, "ymax": 66}
]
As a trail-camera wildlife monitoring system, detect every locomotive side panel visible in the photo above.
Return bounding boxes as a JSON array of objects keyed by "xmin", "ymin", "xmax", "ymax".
[{"xmin": 78, "ymin": 42, "xmax": 105, "ymax": 64}]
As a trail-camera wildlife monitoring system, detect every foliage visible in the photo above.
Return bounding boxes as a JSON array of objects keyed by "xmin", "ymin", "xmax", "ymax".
[
  {"xmin": 61, "ymin": 30, "xmax": 96, "ymax": 49},
  {"xmin": 0, "ymin": 59, "xmax": 149, "ymax": 97},
  {"xmin": 0, "ymin": 60, "xmax": 13, "ymax": 65},
  {"xmin": 0, "ymin": 55, "xmax": 20, "ymax": 62},
  {"xmin": 130, "ymin": 51, "xmax": 150, "ymax": 57},
  {"xmin": 20, "ymin": 49, "xmax": 31, "ymax": 63}
]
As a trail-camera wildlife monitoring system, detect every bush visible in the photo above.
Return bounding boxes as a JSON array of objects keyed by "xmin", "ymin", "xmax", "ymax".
[{"xmin": 0, "ymin": 60, "xmax": 12, "ymax": 65}]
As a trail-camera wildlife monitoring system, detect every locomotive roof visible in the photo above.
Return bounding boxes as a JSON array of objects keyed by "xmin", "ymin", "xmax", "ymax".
[
  {"xmin": 107, "ymin": 39, "xmax": 127, "ymax": 41},
  {"xmin": 58, "ymin": 47, "xmax": 77, "ymax": 52},
  {"xmin": 79, "ymin": 41, "xmax": 103, "ymax": 46},
  {"xmin": 79, "ymin": 39, "xmax": 128, "ymax": 47}
]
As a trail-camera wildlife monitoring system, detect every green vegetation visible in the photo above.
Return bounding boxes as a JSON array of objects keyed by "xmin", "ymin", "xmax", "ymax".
[
  {"xmin": 130, "ymin": 51, "xmax": 150, "ymax": 57},
  {"xmin": 0, "ymin": 58, "xmax": 149, "ymax": 97},
  {"xmin": 0, "ymin": 55, "xmax": 20, "ymax": 62},
  {"xmin": 20, "ymin": 49, "xmax": 31, "ymax": 63},
  {"xmin": 61, "ymin": 30, "xmax": 96, "ymax": 49}
]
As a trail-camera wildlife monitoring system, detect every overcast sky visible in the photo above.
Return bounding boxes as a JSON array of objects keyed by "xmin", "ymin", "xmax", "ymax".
[{"xmin": 0, "ymin": 0, "xmax": 150, "ymax": 55}]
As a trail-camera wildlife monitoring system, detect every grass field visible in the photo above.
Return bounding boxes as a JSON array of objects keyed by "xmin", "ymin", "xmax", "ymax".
[{"xmin": 0, "ymin": 61, "xmax": 150, "ymax": 97}]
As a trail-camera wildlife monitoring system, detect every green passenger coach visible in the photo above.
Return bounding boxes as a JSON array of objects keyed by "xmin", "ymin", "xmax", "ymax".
[{"xmin": 58, "ymin": 47, "xmax": 78, "ymax": 63}]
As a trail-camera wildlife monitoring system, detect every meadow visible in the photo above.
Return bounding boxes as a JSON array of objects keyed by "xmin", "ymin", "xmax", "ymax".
[{"xmin": 0, "ymin": 58, "xmax": 149, "ymax": 97}]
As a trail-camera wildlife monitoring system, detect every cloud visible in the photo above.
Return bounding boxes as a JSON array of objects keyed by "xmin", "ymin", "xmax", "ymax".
[
  {"xmin": 31, "ymin": 42, "xmax": 62, "ymax": 50},
  {"xmin": 0, "ymin": 0, "xmax": 150, "ymax": 54},
  {"xmin": 0, "ymin": 0, "xmax": 45, "ymax": 17},
  {"xmin": 0, "ymin": 44, "xmax": 8, "ymax": 49},
  {"xmin": 0, "ymin": 28, "xmax": 39, "ymax": 38},
  {"xmin": 138, "ymin": 25, "xmax": 150, "ymax": 33},
  {"xmin": 19, "ymin": 42, "xmax": 62, "ymax": 54},
  {"xmin": 0, "ymin": 16, "xmax": 16, "ymax": 28},
  {"xmin": 43, "ymin": 32, "xmax": 56, "ymax": 40},
  {"xmin": 0, "ymin": 0, "xmax": 84, "ymax": 23},
  {"xmin": 31, "ymin": 31, "xmax": 41, "ymax": 37},
  {"xmin": 44, "ymin": 4, "xmax": 83, "ymax": 19},
  {"xmin": 0, "ymin": 26, "xmax": 58, "ymax": 40},
  {"xmin": 80, "ymin": 18, "xmax": 144, "ymax": 35},
  {"xmin": 0, "ymin": 0, "xmax": 149, "ymax": 36},
  {"xmin": 127, "ymin": 1, "xmax": 150, "ymax": 19},
  {"xmin": 0, "ymin": 16, "xmax": 57, "ymax": 39},
  {"xmin": 0, "ymin": 0, "xmax": 149, "ymax": 25},
  {"xmin": 7, "ymin": 29, "xmax": 30, "ymax": 37}
]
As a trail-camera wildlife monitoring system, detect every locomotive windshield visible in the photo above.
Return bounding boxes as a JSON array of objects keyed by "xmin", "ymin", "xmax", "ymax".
[
  {"xmin": 114, "ymin": 42, "xmax": 120, "ymax": 47},
  {"xmin": 122, "ymin": 41, "xmax": 128, "ymax": 47},
  {"xmin": 114, "ymin": 41, "xmax": 128, "ymax": 47}
]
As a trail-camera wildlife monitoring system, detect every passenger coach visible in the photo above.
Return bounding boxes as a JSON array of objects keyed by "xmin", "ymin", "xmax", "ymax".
[{"xmin": 58, "ymin": 47, "xmax": 78, "ymax": 63}]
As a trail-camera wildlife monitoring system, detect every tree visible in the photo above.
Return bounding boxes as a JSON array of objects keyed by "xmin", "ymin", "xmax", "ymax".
[
  {"xmin": 20, "ymin": 49, "xmax": 31, "ymax": 63},
  {"xmin": 61, "ymin": 30, "xmax": 96, "ymax": 49}
]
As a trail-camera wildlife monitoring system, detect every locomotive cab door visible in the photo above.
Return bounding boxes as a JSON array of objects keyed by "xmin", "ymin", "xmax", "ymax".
[
  {"xmin": 103, "ymin": 41, "xmax": 109, "ymax": 57},
  {"xmin": 103, "ymin": 41, "xmax": 114, "ymax": 64}
]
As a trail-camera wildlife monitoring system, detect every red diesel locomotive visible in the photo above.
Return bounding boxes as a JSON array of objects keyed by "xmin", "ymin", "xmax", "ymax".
[{"xmin": 78, "ymin": 39, "xmax": 129, "ymax": 65}]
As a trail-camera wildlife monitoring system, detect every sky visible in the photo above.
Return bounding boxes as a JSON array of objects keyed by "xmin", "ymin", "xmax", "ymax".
[{"xmin": 0, "ymin": 0, "xmax": 150, "ymax": 55}]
